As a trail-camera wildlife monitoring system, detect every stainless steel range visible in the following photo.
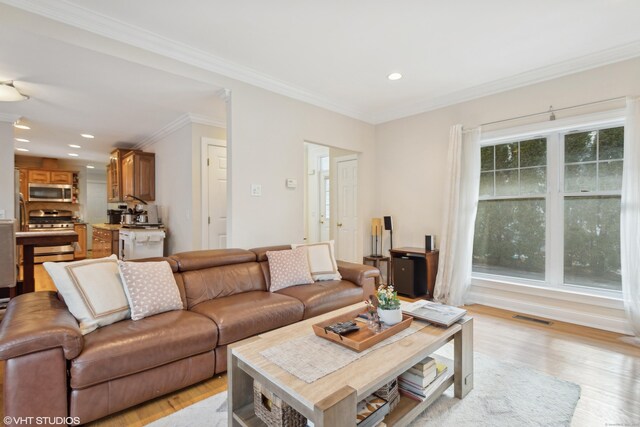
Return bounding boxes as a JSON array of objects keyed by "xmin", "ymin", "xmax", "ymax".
[{"xmin": 28, "ymin": 210, "xmax": 76, "ymax": 263}]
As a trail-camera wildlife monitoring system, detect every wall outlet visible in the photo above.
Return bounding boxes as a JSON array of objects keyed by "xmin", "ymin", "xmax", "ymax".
[{"xmin": 250, "ymin": 184, "xmax": 262, "ymax": 197}]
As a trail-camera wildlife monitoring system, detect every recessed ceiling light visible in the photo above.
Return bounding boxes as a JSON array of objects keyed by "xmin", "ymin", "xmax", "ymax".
[
  {"xmin": 15, "ymin": 138, "xmax": 30, "ymax": 143},
  {"xmin": 68, "ymin": 153, "xmax": 79, "ymax": 157},
  {"xmin": 387, "ymin": 72, "xmax": 403, "ymax": 81},
  {"xmin": 13, "ymin": 120, "xmax": 30, "ymax": 130},
  {"xmin": 80, "ymin": 134, "xmax": 94, "ymax": 139},
  {"xmin": 16, "ymin": 147, "xmax": 29, "ymax": 152},
  {"xmin": 68, "ymin": 144, "xmax": 81, "ymax": 148},
  {"xmin": 86, "ymin": 165, "xmax": 95, "ymax": 169}
]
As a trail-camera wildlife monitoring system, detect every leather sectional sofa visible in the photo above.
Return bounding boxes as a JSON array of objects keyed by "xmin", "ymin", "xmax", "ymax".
[{"xmin": 0, "ymin": 245, "xmax": 379, "ymax": 425}]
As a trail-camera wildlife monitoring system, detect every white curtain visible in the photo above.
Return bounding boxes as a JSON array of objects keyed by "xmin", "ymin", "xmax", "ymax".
[
  {"xmin": 622, "ymin": 97, "xmax": 640, "ymax": 336},
  {"xmin": 433, "ymin": 125, "xmax": 481, "ymax": 306}
]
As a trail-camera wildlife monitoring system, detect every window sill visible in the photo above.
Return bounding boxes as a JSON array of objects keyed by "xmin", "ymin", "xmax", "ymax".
[{"xmin": 470, "ymin": 275, "xmax": 624, "ymax": 310}]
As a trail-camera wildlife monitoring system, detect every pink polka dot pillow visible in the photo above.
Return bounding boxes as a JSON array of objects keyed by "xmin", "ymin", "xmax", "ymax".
[{"xmin": 266, "ymin": 247, "xmax": 314, "ymax": 292}]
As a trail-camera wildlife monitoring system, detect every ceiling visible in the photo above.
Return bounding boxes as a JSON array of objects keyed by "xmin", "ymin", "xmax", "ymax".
[{"xmin": 2, "ymin": 0, "xmax": 640, "ymax": 162}]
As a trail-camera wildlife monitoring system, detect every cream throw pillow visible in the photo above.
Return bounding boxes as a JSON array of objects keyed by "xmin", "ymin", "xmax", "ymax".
[
  {"xmin": 266, "ymin": 247, "xmax": 314, "ymax": 292},
  {"xmin": 291, "ymin": 240, "xmax": 342, "ymax": 281},
  {"xmin": 118, "ymin": 260, "xmax": 183, "ymax": 320},
  {"xmin": 43, "ymin": 255, "xmax": 130, "ymax": 335}
]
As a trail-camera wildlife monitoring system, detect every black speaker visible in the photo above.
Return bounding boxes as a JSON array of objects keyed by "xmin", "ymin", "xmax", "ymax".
[
  {"xmin": 383, "ymin": 216, "xmax": 393, "ymax": 231},
  {"xmin": 425, "ymin": 235, "xmax": 436, "ymax": 251}
]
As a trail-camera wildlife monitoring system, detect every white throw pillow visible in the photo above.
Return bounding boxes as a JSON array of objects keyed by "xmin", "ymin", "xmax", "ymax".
[
  {"xmin": 43, "ymin": 255, "xmax": 130, "ymax": 335},
  {"xmin": 291, "ymin": 240, "xmax": 342, "ymax": 281},
  {"xmin": 118, "ymin": 260, "xmax": 183, "ymax": 320},
  {"xmin": 266, "ymin": 247, "xmax": 314, "ymax": 292}
]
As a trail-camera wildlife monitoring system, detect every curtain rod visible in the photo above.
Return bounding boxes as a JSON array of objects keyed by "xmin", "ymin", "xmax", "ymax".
[{"xmin": 479, "ymin": 96, "xmax": 626, "ymax": 128}]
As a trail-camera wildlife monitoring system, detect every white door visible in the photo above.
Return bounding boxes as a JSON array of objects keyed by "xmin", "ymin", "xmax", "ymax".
[
  {"xmin": 336, "ymin": 158, "xmax": 358, "ymax": 262},
  {"xmin": 207, "ymin": 144, "xmax": 228, "ymax": 249},
  {"xmin": 320, "ymin": 172, "xmax": 330, "ymax": 241}
]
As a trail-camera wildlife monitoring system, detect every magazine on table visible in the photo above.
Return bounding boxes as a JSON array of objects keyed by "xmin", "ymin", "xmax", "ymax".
[{"xmin": 400, "ymin": 300, "xmax": 466, "ymax": 327}]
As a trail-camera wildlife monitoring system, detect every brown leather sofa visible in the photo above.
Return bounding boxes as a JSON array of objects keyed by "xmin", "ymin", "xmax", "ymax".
[{"xmin": 0, "ymin": 245, "xmax": 378, "ymax": 425}]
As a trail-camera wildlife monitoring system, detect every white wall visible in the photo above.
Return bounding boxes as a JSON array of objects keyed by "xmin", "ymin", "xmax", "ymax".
[
  {"xmin": 376, "ymin": 57, "xmax": 640, "ymax": 333},
  {"xmin": 0, "ymin": 121, "xmax": 15, "ymax": 219}
]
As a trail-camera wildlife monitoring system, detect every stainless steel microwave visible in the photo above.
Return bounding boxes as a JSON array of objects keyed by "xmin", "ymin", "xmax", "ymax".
[{"xmin": 28, "ymin": 183, "xmax": 73, "ymax": 202}]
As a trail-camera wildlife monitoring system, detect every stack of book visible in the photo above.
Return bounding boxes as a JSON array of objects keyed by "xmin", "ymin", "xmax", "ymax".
[{"xmin": 397, "ymin": 356, "xmax": 450, "ymax": 402}]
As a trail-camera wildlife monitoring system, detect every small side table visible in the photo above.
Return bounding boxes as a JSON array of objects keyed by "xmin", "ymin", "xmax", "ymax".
[{"xmin": 363, "ymin": 255, "xmax": 391, "ymax": 285}]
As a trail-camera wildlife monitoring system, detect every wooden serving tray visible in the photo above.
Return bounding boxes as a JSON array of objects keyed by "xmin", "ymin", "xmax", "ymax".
[{"xmin": 312, "ymin": 307, "xmax": 413, "ymax": 352}]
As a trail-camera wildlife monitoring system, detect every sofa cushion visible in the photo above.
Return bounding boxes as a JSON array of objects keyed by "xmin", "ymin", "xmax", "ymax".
[
  {"xmin": 291, "ymin": 241, "xmax": 341, "ymax": 281},
  {"xmin": 70, "ymin": 310, "xmax": 217, "ymax": 389},
  {"xmin": 171, "ymin": 249, "xmax": 256, "ymax": 271},
  {"xmin": 276, "ymin": 280, "xmax": 364, "ymax": 319},
  {"xmin": 191, "ymin": 291, "xmax": 304, "ymax": 345},
  {"xmin": 266, "ymin": 247, "xmax": 314, "ymax": 292}
]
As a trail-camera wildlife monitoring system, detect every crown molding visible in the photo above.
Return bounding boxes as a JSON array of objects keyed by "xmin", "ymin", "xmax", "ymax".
[
  {"xmin": 372, "ymin": 39, "xmax": 640, "ymax": 124},
  {"xmin": 134, "ymin": 113, "xmax": 226, "ymax": 150},
  {"xmin": 0, "ymin": 112, "xmax": 20, "ymax": 123},
  {"xmin": 0, "ymin": 0, "xmax": 372, "ymax": 123}
]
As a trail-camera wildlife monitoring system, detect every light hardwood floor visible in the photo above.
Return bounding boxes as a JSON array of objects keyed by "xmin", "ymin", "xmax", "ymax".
[{"xmin": 3, "ymin": 266, "xmax": 639, "ymax": 426}]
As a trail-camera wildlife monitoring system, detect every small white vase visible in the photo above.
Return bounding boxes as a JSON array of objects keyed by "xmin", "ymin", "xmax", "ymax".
[{"xmin": 377, "ymin": 307, "xmax": 402, "ymax": 326}]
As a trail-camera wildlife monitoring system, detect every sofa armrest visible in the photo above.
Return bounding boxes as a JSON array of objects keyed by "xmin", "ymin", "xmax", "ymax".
[
  {"xmin": 337, "ymin": 261, "xmax": 380, "ymax": 287},
  {"xmin": 0, "ymin": 291, "xmax": 83, "ymax": 360}
]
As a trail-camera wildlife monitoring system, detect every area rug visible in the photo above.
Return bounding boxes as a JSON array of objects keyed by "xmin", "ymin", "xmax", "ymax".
[{"xmin": 148, "ymin": 350, "xmax": 581, "ymax": 427}]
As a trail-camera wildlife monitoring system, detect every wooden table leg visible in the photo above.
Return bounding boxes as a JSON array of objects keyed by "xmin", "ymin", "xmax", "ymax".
[
  {"xmin": 313, "ymin": 385, "xmax": 357, "ymax": 427},
  {"xmin": 22, "ymin": 244, "xmax": 35, "ymax": 294},
  {"xmin": 228, "ymin": 345, "xmax": 255, "ymax": 427},
  {"xmin": 454, "ymin": 317, "xmax": 474, "ymax": 398}
]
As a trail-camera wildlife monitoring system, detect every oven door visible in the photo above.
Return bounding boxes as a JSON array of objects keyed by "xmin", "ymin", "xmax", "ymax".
[{"xmin": 28, "ymin": 184, "xmax": 73, "ymax": 202}]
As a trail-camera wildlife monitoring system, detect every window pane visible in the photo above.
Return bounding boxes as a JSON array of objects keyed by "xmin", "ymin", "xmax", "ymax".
[
  {"xmin": 473, "ymin": 199, "xmax": 545, "ymax": 281},
  {"xmin": 598, "ymin": 160, "xmax": 623, "ymax": 191},
  {"xmin": 564, "ymin": 196, "xmax": 621, "ymax": 290},
  {"xmin": 565, "ymin": 163, "xmax": 596, "ymax": 192},
  {"xmin": 479, "ymin": 172, "xmax": 494, "ymax": 197},
  {"xmin": 481, "ymin": 146, "xmax": 494, "ymax": 171},
  {"xmin": 520, "ymin": 167, "xmax": 546, "ymax": 195},
  {"xmin": 565, "ymin": 131, "xmax": 597, "ymax": 163},
  {"xmin": 495, "ymin": 142, "xmax": 518, "ymax": 169},
  {"xmin": 599, "ymin": 127, "xmax": 624, "ymax": 160},
  {"xmin": 495, "ymin": 170, "xmax": 519, "ymax": 196},
  {"xmin": 520, "ymin": 138, "xmax": 546, "ymax": 167}
]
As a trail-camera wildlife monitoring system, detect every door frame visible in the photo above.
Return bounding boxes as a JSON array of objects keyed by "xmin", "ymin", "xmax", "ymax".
[
  {"xmin": 201, "ymin": 137, "xmax": 228, "ymax": 249},
  {"xmin": 333, "ymin": 154, "xmax": 358, "ymax": 262}
]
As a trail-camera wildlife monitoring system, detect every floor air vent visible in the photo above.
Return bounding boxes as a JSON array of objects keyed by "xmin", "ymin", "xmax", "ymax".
[{"xmin": 513, "ymin": 315, "xmax": 553, "ymax": 326}]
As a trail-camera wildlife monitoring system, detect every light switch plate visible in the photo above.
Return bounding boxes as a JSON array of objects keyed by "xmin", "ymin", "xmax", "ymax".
[
  {"xmin": 286, "ymin": 178, "xmax": 297, "ymax": 189},
  {"xmin": 0, "ymin": 209, "xmax": 4, "ymax": 219},
  {"xmin": 250, "ymin": 184, "xmax": 262, "ymax": 197}
]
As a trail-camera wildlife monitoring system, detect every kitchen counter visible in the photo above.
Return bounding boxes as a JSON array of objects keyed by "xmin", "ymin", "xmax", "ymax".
[{"xmin": 92, "ymin": 223, "xmax": 122, "ymax": 230}]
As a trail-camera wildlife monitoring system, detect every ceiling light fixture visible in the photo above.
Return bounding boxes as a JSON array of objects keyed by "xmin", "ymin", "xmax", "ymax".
[
  {"xmin": 13, "ymin": 119, "xmax": 30, "ymax": 130},
  {"xmin": 80, "ymin": 134, "xmax": 94, "ymax": 139},
  {"xmin": 68, "ymin": 144, "xmax": 81, "ymax": 148},
  {"xmin": 86, "ymin": 165, "xmax": 95, "ymax": 169},
  {"xmin": 387, "ymin": 72, "xmax": 403, "ymax": 81},
  {"xmin": 15, "ymin": 138, "xmax": 30, "ymax": 143},
  {"xmin": 68, "ymin": 153, "xmax": 79, "ymax": 157},
  {"xmin": 0, "ymin": 81, "xmax": 28, "ymax": 102},
  {"xmin": 16, "ymin": 148, "xmax": 29, "ymax": 152}
]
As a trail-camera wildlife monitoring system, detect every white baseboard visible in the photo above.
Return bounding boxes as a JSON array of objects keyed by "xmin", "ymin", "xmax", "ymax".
[{"xmin": 467, "ymin": 285, "xmax": 633, "ymax": 335}]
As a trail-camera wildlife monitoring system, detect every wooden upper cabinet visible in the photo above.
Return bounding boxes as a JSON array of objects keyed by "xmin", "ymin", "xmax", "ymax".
[
  {"xmin": 50, "ymin": 171, "xmax": 72, "ymax": 184},
  {"xmin": 120, "ymin": 151, "xmax": 155, "ymax": 202},
  {"xmin": 28, "ymin": 170, "xmax": 50, "ymax": 183},
  {"xmin": 18, "ymin": 169, "xmax": 28, "ymax": 197}
]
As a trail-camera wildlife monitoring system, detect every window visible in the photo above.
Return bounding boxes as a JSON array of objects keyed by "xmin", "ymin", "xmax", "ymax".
[{"xmin": 473, "ymin": 121, "xmax": 624, "ymax": 293}]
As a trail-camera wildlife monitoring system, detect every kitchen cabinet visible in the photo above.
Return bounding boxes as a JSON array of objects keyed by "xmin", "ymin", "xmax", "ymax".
[
  {"xmin": 26, "ymin": 169, "xmax": 74, "ymax": 185},
  {"xmin": 50, "ymin": 171, "xmax": 72, "ymax": 184},
  {"xmin": 121, "ymin": 151, "xmax": 155, "ymax": 201},
  {"xmin": 92, "ymin": 226, "xmax": 120, "ymax": 258},
  {"xmin": 107, "ymin": 148, "xmax": 130, "ymax": 203},
  {"xmin": 73, "ymin": 223, "xmax": 87, "ymax": 259},
  {"xmin": 28, "ymin": 170, "xmax": 50, "ymax": 183}
]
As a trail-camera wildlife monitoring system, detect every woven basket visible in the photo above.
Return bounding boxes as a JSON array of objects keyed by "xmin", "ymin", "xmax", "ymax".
[
  {"xmin": 254, "ymin": 381, "xmax": 307, "ymax": 427},
  {"xmin": 375, "ymin": 377, "xmax": 400, "ymax": 412}
]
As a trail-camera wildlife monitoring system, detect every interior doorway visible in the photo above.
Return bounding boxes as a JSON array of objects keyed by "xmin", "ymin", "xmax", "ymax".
[
  {"xmin": 304, "ymin": 142, "xmax": 359, "ymax": 262},
  {"xmin": 202, "ymin": 137, "xmax": 228, "ymax": 249}
]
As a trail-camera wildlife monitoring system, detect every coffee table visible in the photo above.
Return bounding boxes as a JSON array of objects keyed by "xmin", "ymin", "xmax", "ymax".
[{"xmin": 228, "ymin": 303, "xmax": 473, "ymax": 427}]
